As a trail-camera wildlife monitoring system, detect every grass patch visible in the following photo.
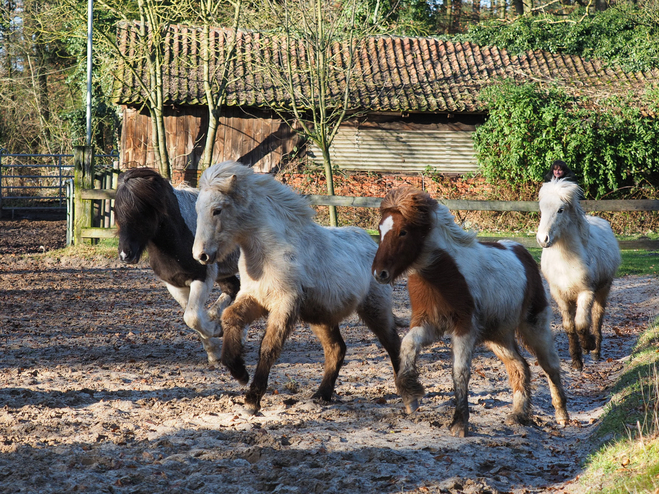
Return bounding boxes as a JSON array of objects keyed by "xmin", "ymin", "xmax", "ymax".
[
  {"xmin": 576, "ymin": 318, "xmax": 659, "ymax": 493},
  {"xmin": 39, "ymin": 238, "xmax": 120, "ymax": 261},
  {"xmin": 524, "ymin": 248, "xmax": 659, "ymax": 277}
]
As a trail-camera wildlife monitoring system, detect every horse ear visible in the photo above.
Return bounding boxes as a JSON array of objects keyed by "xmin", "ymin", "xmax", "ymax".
[{"xmin": 219, "ymin": 174, "xmax": 238, "ymax": 194}]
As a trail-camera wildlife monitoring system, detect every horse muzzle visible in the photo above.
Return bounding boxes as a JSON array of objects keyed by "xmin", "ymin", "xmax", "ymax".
[
  {"xmin": 194, "ymin": 248, "xmax": 216, "ymax": 265},
  {"xmin": 536, "ymin": 233, "xmax": 552, "ymax": 249},
  {"xmin": 119, "ymin": 249, "xmax": 140, "ymax": 264},
  {"xmin": 372, "ymin": 268, "xmax": 392, "ymax": 285}
]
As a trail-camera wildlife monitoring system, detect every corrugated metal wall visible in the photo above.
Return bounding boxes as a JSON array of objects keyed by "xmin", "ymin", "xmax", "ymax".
[{"xmin": 309, "ymin": 126, "xmax": 478, "ymax": 174}]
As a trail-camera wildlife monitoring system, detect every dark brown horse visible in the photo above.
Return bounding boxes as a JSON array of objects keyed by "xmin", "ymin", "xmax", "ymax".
[
  {"xmin": 372, "ymin": 187, "xmax": 569, "ymax": 437},
  {"xmin": 114, "ymin": 168, "xmax": 240, "ymax": 364}
]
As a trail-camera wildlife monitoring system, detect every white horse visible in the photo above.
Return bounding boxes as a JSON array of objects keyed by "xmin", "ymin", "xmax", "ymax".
[
  {"xmin": 192, "ymin": 160, "xmax": 402, "ymax": 414},
  {"xmin": 537, "ymin": 179, "xmax": 621, "ymax": 371}
]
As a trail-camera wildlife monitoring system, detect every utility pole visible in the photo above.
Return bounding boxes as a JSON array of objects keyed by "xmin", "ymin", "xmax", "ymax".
[{"xmin": 86, "ymin": 0, "xmax": 93, "ymax": 146}]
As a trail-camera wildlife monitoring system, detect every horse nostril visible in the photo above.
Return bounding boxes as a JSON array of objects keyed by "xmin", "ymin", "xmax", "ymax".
[
  {"xmin": 199, "ymin": 252, "xmax": 209, "ymax": 263},
  {"xmin": 375, "ymin": 269, "xmax": 389, "ymax": 281}
]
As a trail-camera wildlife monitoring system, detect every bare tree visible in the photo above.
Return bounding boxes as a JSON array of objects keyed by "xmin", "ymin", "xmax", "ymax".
[
  {"xmin": 258, "ymin": 0, "xmax": 376, "ymax": 226},
  {"xmin": 188, "ymin": 0, "xmax": 243, "ymax": 172},
  {"xmin": 84, "ymin": 0, "xmax": 179, "ymax": 177}
]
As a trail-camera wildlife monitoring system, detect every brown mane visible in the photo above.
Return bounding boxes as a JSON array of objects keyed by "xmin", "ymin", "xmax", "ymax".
[{"xmin": 380, "ymin": 187, "xmax": 437, "ymax": 229}]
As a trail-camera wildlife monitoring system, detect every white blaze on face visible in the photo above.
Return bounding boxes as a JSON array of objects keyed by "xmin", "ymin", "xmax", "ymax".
[{"xmin": 379, "ymin": 215, "xmax": 395, "ymax": 242}]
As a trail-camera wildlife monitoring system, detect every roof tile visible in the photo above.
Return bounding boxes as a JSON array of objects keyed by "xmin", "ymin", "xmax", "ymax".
[{"xmin": 114, "ymin": 24, "xmax": 659, "ymax": 113}]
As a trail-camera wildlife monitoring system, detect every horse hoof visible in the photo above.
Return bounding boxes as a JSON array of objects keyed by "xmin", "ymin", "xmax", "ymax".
[
  {"xmin": 591, "ymin": 352, "xmax": 601, "ymax": 362},
  {"xmin": 571, "ymin": 360, "xmax": 584, "ymax": 372},
  {"xmin": 230, "ymin": 369, "xmax": 249, "ymax": 385},
  {"xmin": 404, "ymin": 399, "xmax": 420, "ymax": 414},
  {"xmin": 556, "ymin": 411, "xmax": 570, "ymax": 427},
  {"xmin": 580, "ymin": 334, "xmax": 596, "ymax": 351},
  {"xmin": 238, "ymin": 403, "xmax": 260, "ymax": 416},
  {"xmin": 311, "ymin": 391, "xmax": 332, "ymax": 403},
  {"xmin": 506, "ymin": 412, "xmax": 531, "ymax": 426},
  {"xmin": 450, "ymin": 422, "xmax": 468, "ymax": 438}
]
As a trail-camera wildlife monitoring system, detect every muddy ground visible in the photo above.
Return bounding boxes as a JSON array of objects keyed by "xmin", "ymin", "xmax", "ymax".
[{"xmin": 0, "ymin": 219, "xmax": 658, "ymax": 494}]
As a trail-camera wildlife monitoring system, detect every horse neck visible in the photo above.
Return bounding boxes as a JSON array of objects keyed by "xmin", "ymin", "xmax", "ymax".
[
  {"xmin": 172, "ymin": 188, "xmax": 198, "ymax": 233},
  {"xmin": 554, "ymin": 210, "xmax": 589, "ymax": 253},
  {"xmin": 423, "ymin": 210, "xmax": 475, "ymax": 256},
  {"xmin": 148, "ymin": 197, "xmax": 196, "ymax": 259}
]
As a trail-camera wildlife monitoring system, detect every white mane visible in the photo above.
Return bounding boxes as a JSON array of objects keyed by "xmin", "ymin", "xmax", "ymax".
[
  {"xmin": 201, "ymin": 161, "xmax": 315, "ymax": 226},
  {"xmin": 539, "ymin": 178, "xmax": 589, "ymax": 246},
  {"xmin": 432, "ymin": 202, "xmax": 478, "ymax": 248}
]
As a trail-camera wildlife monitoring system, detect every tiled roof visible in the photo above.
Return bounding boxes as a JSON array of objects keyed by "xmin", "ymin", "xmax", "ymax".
[{"xmin": 113, "ymin": 23, "xmax": 659, "ymax": 113}]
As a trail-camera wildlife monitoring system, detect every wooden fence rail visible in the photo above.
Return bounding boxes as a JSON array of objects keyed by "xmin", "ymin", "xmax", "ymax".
[{"xmin": 72, "ymin": 146, "xmax": 659, "ymax": 249}]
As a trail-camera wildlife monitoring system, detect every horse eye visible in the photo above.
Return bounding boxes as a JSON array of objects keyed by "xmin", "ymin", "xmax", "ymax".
[
  {"xmin": 212, "ymin": 208, "xmax": 222, "ymax": 217},
  {"xmin": 399, "ymin": 230, "xmax": 407, "ymax": 237},
  {"xmin": 557, "ymin": 208, "xmax": 564, "ymax": 214}
]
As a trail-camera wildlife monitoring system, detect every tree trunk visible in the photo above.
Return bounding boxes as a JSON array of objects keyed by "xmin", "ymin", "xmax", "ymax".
[{"xmin": 321, "ymin": 146, "xmax": 338, "ymax": 227}]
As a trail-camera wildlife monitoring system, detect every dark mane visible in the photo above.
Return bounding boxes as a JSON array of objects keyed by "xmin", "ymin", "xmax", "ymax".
[{"xmin": 115, "ymin": 168, "xmax": 174, "ymax": 226}]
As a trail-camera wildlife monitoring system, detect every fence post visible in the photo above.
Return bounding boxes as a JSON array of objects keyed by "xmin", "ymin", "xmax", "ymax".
[{"xmin": 74, "ymin": 146, "xmax": 94, "ymax": 245}]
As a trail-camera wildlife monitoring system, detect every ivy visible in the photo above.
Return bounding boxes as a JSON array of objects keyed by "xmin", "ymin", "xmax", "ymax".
[
  {"xmin": 474, "ymin": 81, "xmax": 659, "ymax": 198},
  {"xmin": 457, "ymin": 4, "xmax": 659, "ymax": 72}
]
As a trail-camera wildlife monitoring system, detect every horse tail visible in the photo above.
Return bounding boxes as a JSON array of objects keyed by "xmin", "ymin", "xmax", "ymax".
[{"xmin": 510, "ymin": 244, "xmax": 550, "ymax": 333}]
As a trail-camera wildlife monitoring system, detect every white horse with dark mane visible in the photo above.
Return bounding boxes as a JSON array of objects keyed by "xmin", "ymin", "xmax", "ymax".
[
  {"xmin": 114, "ymin": 168, "xmax": 240, "ymax": 364},
  {"xmin": 537, "ymin": 179, "xmax": 621, "ymax": 371},
  {"xmin": 192, "ymin": 161, "xmax": 402, "ymax": 414}
]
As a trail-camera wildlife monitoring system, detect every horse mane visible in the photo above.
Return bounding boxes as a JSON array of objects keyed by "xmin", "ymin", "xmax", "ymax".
[
  {"xmin": 115, "ymin": 168, "xmax": 175, "ymax": 223},
  {"xmin": 539, "ymin": 178, "xmax": 589, "ymax": 246},
  {"xmin": 201, "ymin": 161, "xmax": 315, "ymax": 225},
  {"xmin": 381, "ymin": 187, "xmax": 476, "ymax": 247}
]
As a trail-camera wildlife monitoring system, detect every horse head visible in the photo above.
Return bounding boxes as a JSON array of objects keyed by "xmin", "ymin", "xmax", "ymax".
[
  {"xmin": 193, "ymin": 161, "xmax": 246, "ymax": 265},
  {"xmin": 114, "ymin": 168, "xmax": 170, "ymax": 264},
  {"xmin": 372, "ymin": 187, "xmax": 434, "ymax": 284},
  {"xmin": 537, "ymin": 178, "xmax": 587, "ymax": 249}
]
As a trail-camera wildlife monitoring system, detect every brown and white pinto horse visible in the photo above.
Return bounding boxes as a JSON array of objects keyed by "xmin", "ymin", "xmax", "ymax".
[{"xmin": 372, "ymin": 187, "xmax": 569, "ymax": 437}]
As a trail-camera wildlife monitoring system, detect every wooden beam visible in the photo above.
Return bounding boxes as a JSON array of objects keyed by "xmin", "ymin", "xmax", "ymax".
[
  {"xmin": 81, "ymin": 227, "xmax": 117, "ymax": 239},
  {"xmin": 306, "ymin": 195, "xmax": 659, "ymax": 212},
  {"xmin": 81, "ymin": 189, "xmax": 116, "ymax": 200},
  {"xmin": 73, "ymin": 146, "xmax": 94, "ymax": 246}
]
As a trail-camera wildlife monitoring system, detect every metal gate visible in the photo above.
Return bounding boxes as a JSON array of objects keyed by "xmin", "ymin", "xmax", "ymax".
[{"xmin": 0, "ymin": 149, "xmax": 117, "ymax": 218}]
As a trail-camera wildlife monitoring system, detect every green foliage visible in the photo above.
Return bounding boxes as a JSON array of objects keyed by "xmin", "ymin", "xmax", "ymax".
[
  {"xmin": 474, "ymin": 80, "xmax": 659, "ymax": 197},
  {"xmin": 457, "ymin": 3, "xmax": 659, "ymax": 72},
  {"xmin": 576, "ymin": 318, "xmax": 659, "ymax": 493}
]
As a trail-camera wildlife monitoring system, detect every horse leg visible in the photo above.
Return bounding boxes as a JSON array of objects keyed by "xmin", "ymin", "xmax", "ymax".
[
  {"xmin": 575, "ymin": 290, "xmax": 596, "ymax": 352},
  {"xmin": 517, "ymin": 312, "xmax": 569, "ymax": 426},
  {"xmin": 165, "ymin": 281, "xmax": 222, "ymax": 364},
  {"xmin": 591, "ymin": 281, "xmax": 612, "ymax": 362},
  {"xmin": 244, "ymin": 304, "xmax": 299, "ymax": 415},
  {"xmin": 450, "ymin": 330, "xmax": 478, "ymax": 437},
  {"xmin": 221, "ymin": 295, "xmax": 267, "ymax": 386},
  {"xmin": 309, "ymin": 324, "xmax": 346, "ymax": 402},
  {"xmin": 556, "ymin": 298, "xmax": 583, "ymax": 371},
  {"xmin": 357, "ymin": 282, "xmax": 402, "ymax": 375},
  {"xmin": 208, "ymin": 275, "xmax": 241, "ymax": 328},
  {"xmin": 396, "ymin": 322, "xmax": 438, "ymax": 415},
  {"xmin": 486, "ymin": 337, "xmax": 532, "ymax": 426}
]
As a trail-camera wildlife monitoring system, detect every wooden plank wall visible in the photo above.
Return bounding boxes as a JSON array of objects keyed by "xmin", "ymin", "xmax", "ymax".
[{"xmin": 120, "ymin": 105, "xmax": 301, "ymax": 183}]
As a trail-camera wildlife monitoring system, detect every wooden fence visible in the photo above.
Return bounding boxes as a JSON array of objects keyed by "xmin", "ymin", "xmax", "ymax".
[{"xmin": 72, "ymin": 146, "xmax": 659, "ymax": 250}]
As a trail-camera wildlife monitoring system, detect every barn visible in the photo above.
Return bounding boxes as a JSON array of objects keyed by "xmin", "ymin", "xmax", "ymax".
[{"xmin": 113, "ymin": 24, "xmax": 659, "ymax": 183}]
